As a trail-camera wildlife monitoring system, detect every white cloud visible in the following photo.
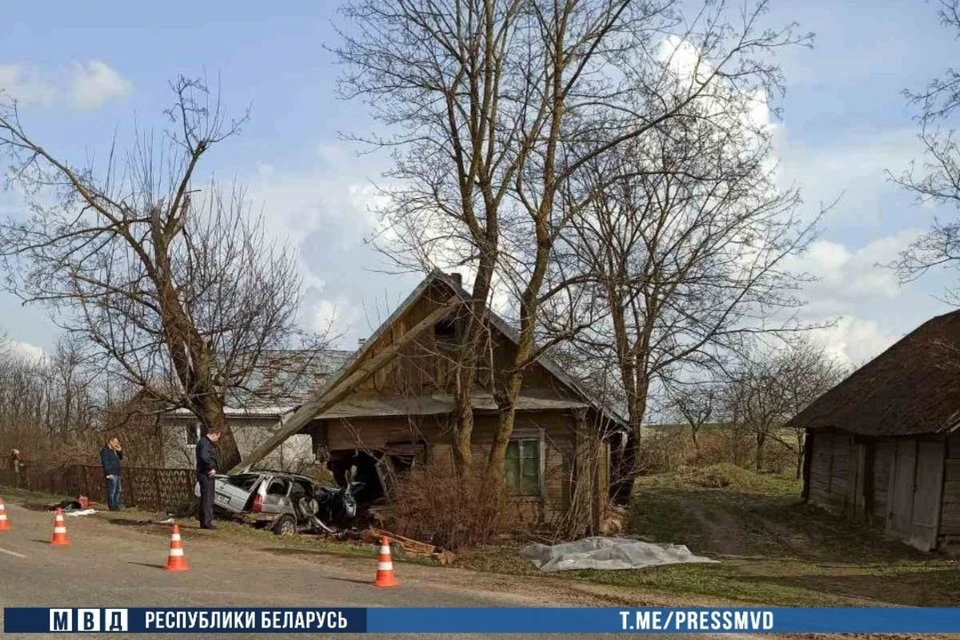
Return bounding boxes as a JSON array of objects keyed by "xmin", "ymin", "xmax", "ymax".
[
  {"xmin": 787, "ymin": 231, "xmax": 919, "ymax": 318},
  {"xmin": 813, "ymin": 316, "xmax": 899, "ymax": 369},
  {"xmin": 8, "ymin": 340, "xmax": 44, "ymax": 363},
  {"xmin": 0, "ymin": 64, "xmax": 57, "ymax": 106},
  {"xmin": 0, "ymin": 61, "xmax": 131, "ymax": 110},
  {"xmin": 69, "ymin": 61, "xmax": 132, "ymax": 110}
]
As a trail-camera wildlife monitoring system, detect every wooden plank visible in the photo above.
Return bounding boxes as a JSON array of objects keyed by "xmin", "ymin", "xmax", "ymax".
[
  {"xmin": 230, "ymin": 296, "xmax": 461, "ymax": 473},
  {"xmin": 909, "ymin": 439, "xmax": 944, "ymax": 551},
  {"xmin": 945, "ymin": 460, "xmax": 960, "ymax": 480}
]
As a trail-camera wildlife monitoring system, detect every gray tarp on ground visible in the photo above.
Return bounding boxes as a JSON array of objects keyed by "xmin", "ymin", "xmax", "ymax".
[{"xmin": 522, "ymin": 537, "xmax": 718, "ymax": 572}]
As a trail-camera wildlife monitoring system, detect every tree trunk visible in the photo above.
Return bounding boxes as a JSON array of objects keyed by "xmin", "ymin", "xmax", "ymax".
[
  {"xmin": 755, "ymin": 431, "xmax": 766, "ymax": 472},
  {"xmin": 609, "ymin": 430, "xmax": 639, "ymax": 505},
  {"xmin": 486, "ymin": 322, "xmax": 532, "ymax": 488},
  {"xmin": 691, "ymin": 428, "xmax": 702, "ymax": 464},
  {"xmin": 794, "ymin": 431, "xmax": 805, "ymax": 480},
  {"xmin": 452, "ymin": 265, "xmax": 496, "ymax": 479}
]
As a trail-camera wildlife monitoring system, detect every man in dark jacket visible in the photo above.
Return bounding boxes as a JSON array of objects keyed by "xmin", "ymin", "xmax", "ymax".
[
  {"xmin": 99, "ymin": 437, "xmax": 123, "ymax": 511},
  {"xmin": 195, "ymin": 427, "xmax": 221, "ymax": 529}
]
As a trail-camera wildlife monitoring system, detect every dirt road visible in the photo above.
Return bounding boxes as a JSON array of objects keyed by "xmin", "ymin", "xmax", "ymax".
[{"xmin": 0, "ymin": 499, "xmax": 705, "ymax": 640}]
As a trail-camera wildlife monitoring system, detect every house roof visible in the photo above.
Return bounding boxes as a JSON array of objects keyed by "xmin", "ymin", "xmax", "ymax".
[
  {"xmin": 788, "ymin": 309, "xmax": 960, "ymax": 436},
  {"xmin": 313, "ymin": 270, "xmax": 627, "ymax": 429},
  {"xmin": 171, "ymin": 349, "xmax": 355, "ymax": 418}
]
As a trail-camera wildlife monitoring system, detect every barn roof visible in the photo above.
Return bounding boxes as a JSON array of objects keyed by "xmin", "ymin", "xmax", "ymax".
[{"xmin": 788, "ymin": 309, "xmax": 960, "ymax": 436}]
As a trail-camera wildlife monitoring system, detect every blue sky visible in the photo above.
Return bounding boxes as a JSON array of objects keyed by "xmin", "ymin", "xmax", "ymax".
[{"xmin": 0, "ymin": 0, "xmax": 958, "ymax": 366}]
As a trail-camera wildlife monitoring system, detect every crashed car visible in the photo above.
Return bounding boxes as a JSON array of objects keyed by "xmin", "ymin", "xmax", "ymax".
[{"xmin": 194, "ymin": 470, "xmax": 363, "ymax": 536}]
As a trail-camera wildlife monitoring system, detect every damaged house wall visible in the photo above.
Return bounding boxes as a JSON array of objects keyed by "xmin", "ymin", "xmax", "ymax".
[{"xmin": 296, "ymin": 273, "xmax": 622, "ymax": 531}]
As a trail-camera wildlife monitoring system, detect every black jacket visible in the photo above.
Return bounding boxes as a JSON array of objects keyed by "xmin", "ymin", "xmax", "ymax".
[
  {"xmin": 196, "ymin": 436, "xmax": 220, "ymax": 476},
  {"xmin": 99, "ymin": 447, "xmax": 122, "ymax": 477}
]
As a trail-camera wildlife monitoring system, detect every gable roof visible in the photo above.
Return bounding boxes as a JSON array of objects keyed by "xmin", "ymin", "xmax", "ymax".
[
  {"xmin": 788, "ymin": 309, "xmax": 960, "ymax": 436},
  {"xmin": 317, "ymin": 270, "xmax": 628, "ymax": 429}
]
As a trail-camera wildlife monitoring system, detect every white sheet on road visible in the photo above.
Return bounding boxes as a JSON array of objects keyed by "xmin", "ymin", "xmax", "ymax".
[
  {"xmin": 63, "ymin": 509, "xmax": 96, "ymax": 517},
  {"xmin": 522, "ymin": 537, "xmax": 718, "ymax": 572}
]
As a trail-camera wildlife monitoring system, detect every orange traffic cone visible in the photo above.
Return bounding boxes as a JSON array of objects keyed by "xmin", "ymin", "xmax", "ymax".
[
  {"xmin": 0, "ymin": 498, "xmax": 10, "ymax": 531},
  {"xmin": 373, "ymin": 536, "xmax": 398, "ymax": 587},
  {"xmin": 50, "ymin": 508, "xmax": 69, "ymax": 546},
  {"xmin": 164, "ymin": 523, "xmax": 189, "ymax": 572}
]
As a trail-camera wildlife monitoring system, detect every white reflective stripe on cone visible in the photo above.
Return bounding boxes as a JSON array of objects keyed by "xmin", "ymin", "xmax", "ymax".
[
  {"xmin": 171, "ymin": 534, "xmax": 181, "ymax": 541},
  {"xmin": 54, "ymin": 527, "xmax": 67, "ymax": 533},
  {"xmin": 169, "ymin": 548, "xmax": 184, "ymax": 557},
  {"xmin": 380, "ymin": 546, "xmax": 390, "ymax": 554},
  {"xmin": 377, "ymin": 562, "xmax": 393, "ymax": 571}
]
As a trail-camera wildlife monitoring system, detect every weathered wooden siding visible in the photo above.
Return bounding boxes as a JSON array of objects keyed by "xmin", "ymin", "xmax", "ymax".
[
  {"xmin": 342, "ymin": 280, "xmax": 575, "ymax": 402},
  {"xmin": 316, "ymin": 409, "xmax": 597, "ymax": 526},
  {"xmin": 873, "ymin": 440, "xmax": 895, "ymax": 524},
  {"xmin": 939, "ymin": 434, "xmax": 960, "ymax": 548},
  {"xmin": 808, "ymin": 429, "xmax": 952, "ymax": 552},
  {"xmin": 807, "ymin": 429, "xmax": 853, "ymax": 515}
]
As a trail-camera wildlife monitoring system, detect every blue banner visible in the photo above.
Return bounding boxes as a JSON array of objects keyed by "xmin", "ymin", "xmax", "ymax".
[{"xmin": 7, "ymin": 606, "xmax": 960, "ymax": 634}]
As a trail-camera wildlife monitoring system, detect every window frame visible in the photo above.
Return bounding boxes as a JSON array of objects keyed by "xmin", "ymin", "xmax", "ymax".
[{"xmin": 504, "ymin": 428, "xmax": 544, "ymax": 499}]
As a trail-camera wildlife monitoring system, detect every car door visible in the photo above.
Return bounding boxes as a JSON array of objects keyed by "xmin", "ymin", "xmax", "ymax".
[
  {"xmin": 216, "ymin": 474, "xmax": 263, "ymax": 513},
  {"xmin": 261, "ymin": 477, "xmax": 290, "ymax": 514}
]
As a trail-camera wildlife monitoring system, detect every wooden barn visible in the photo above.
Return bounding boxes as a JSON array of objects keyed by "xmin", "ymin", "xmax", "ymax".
[
  {"xmin": 236, "ymin": 271, "xmax": 626, "ymax": 529},
  {"xmin": 789, "ymin": 310, "xmax": 960, "ymax": 552}
]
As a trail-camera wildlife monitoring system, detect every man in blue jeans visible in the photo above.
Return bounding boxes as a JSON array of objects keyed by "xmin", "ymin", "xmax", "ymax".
[{"xmin": 99, "ymin": 437, "xmax": 123, "ymax": 511}]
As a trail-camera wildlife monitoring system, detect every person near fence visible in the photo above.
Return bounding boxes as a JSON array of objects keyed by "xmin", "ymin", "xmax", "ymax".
[
  {"xmin": 196, "ymin": 426, "xmax": 221, "ymax": 530},
  {"xmin": 99, "ymin": 437, "xmax": 123, "ymax": 511},
  {"xmin": 9, "ymin": 449, "xmax": 22, "ymax": 488}
]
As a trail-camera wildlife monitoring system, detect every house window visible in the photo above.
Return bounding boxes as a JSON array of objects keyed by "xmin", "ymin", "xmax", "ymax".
[
  {"xmin": 186, "ymin": 422, "xmax": 200, "ymax": 445},
  {"xmin": 505, "ymin": 437, "xmax": 541, "ymax": 496},
  {"xmin": 434, "ymin": 318, "xmax": 459, "ymax": 349}
]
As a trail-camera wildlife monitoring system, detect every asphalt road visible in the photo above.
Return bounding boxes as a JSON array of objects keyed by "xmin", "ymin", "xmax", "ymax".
[{"xmin": 0, "ymin": 499, "xmax": 710, "ymax": 640}]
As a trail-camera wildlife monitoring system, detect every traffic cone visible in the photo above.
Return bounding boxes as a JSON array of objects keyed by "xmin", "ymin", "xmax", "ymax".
[
  {"xmin": 0, "ymin": 498, "xmax": 9, "ymax": 531},
  {"xmin": 50, "ymin": 508, "xmax": 69, "ymax": 546},
  {"xmin": 373, "ymin": 536, "xmax": 398, "ymax": 587},
  {"xmin": 164, "ymin": 523, "xmax": 189, "ymax": 572}
]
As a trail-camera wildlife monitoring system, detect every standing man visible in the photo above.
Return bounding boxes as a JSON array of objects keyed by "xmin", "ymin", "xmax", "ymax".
[
  {"xmin": 9, "ymin": 449, "xmax": 22, "ymax": 489},
  {"xmin": 99, "ymin": 438, "xmax": 123, "ymax": 511},
  {"xmin": 196, "ymin": 426, "xmax": 221, "ymax": 530}
]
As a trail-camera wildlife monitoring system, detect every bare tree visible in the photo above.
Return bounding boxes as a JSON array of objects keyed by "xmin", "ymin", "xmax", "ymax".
[
  {"xmin": 557, "ymin": 75, "xmax": 819, "ymax": 502},
  {"xmin": 667, "ymin": 381, "xmax": 721, "ymax": 463},
  {"xmin": 892, "ymin": 0, "xmax": 960, "ymax": 300},
  {"xmin": 0, "ymin": 78, "xmax": 317, "ymax": 468},
  {"xmin": 337, "ymin": 0, "xmax": 809, "ymax": 489},
  {"xmin": 728, "ymin": 336, "xmax": 846, "ymax": 478}
]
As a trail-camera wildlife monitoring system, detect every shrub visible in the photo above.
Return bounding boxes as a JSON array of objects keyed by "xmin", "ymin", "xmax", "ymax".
[{"xmin": 385, "ymin": 464, "xmax": 506, "ymax": 550}]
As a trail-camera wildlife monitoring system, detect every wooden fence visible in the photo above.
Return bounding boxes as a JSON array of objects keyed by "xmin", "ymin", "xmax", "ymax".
[{"xmin": 0, "ymin": 461, "xmax": 195, "ymax": 514}]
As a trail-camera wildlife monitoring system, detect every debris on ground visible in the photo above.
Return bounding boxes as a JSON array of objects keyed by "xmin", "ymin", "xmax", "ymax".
[
  {"xmin": 64, "ymin": 508, "xmax": 97, "ymax": 517},
  {"xmin": 522, "ymin": 536, "xmax": 718, "ymax": 572},
  {"xmin": 600, "ymin": 504, "xmax": 628, "ymax": 535},
  {"xmin": 368, "ymin": 528, "xmax": 436, "ymax": 555}
]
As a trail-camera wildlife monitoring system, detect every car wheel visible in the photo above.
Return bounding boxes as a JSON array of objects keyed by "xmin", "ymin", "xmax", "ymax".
[{"xmin": 272, "ymin": 515, "xmax": 297, "ymax": 537}]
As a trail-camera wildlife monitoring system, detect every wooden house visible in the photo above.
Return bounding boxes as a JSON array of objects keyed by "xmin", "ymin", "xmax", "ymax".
[
  {"xmin": 789, "ymin": 310, "xmax": 960, "ymax": 552},
  {"xmin": 237, "ymin": 271, "xmax": 626, "ymax": 528}
]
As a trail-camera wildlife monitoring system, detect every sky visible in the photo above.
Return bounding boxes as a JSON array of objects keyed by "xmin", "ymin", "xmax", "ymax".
[{"xmin": 0, "ymin": 0, "xmax": 957, "ymax": 369}]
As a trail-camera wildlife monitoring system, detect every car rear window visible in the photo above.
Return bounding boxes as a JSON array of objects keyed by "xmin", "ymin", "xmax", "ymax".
[{"xmin": 226, "ymin": 474, "xmax": 260, "ymax": 491}]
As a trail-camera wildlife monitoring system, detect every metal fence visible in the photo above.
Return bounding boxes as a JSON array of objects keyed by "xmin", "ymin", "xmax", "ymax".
[{"xmin": 0, "ymin": 461, "xmax": 195, "ymax": 514}]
